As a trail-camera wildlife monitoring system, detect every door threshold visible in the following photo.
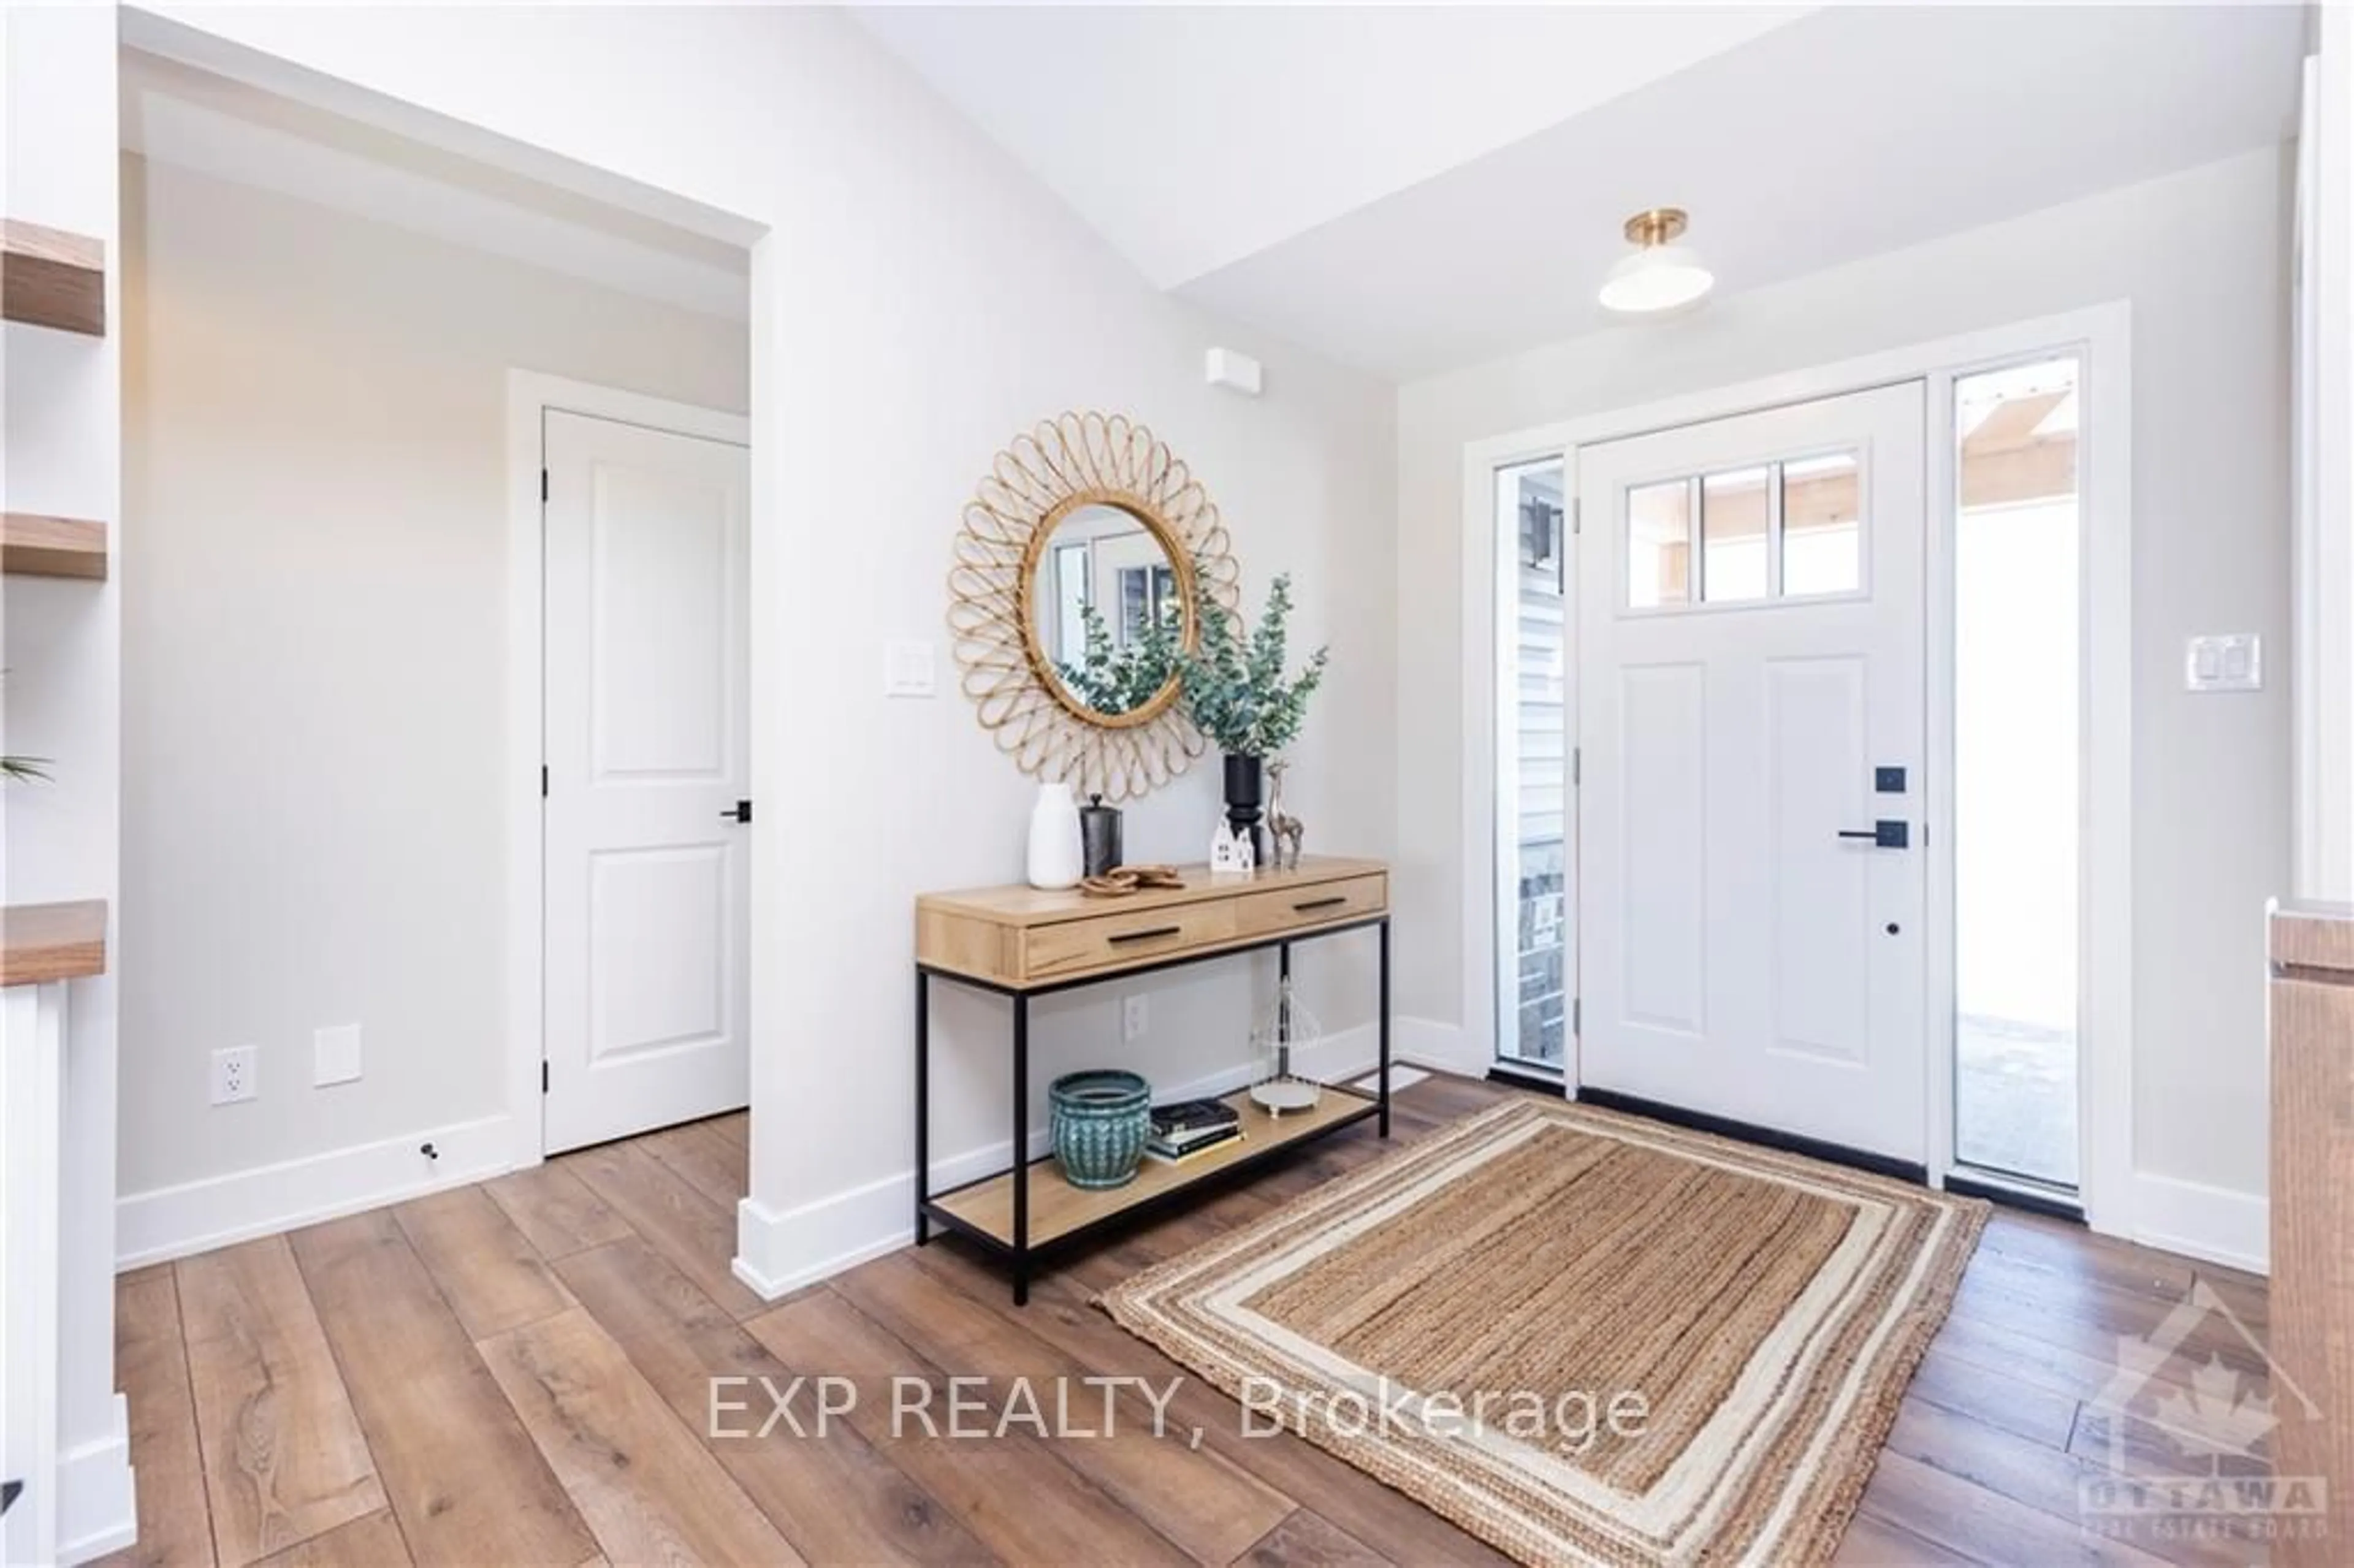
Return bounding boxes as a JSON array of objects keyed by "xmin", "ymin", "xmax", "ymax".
[
  {"xmin": 1486, "ymin": 1062, "xmax": 1567, "ymax": 1095},
  {"xmin": 1941, "ymin": 1170, "xmax": 2084, "ymax": 1223},
  {"xmin": 1574, "ymin": 1087, "xmax": 1928, "ymax": 1186}
]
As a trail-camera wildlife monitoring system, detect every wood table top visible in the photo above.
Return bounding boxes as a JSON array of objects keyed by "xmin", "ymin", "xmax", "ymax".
[{"xmin": 916, "ymin": 855, "xmax": 1386, "ymax": 929}]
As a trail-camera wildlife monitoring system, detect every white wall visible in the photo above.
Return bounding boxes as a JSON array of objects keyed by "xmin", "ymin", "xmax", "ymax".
[
  {"xmin": 1398, "ymin": 148, "xmax": 2291, "ymax": 1225},
  {"xmin": 2308, "ymin": 11, "xmax": 2354, "ymax": 902},
  {"xmin": 2, "ymin": 6, "xmax": 135, "ymax": 1557},
  {"xmin": 117, "ymin": 154, "xmax": 748, "ymax": 1228},
  {"xmin": 123, "ymin": 6, "xmax": 1398, "ymax": 1293}
]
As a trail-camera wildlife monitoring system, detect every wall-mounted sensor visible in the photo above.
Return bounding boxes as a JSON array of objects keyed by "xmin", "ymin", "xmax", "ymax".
[{"xmin": 1205, "ymin": 348, "xmax": 1262, "ymax": 397}]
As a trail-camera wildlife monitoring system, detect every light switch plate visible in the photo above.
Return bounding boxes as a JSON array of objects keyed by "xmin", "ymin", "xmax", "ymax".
[
  {"xmin": 314, "ymin": 1024, "xmax": 362, "ymax": 1086},
  {"xmin": 2184, "ymin": 633, "xmax": 2262, "ymax": 693},
  {"xmin": 883, "ymin": 639, "xmax": 935, "ymax": 698}
]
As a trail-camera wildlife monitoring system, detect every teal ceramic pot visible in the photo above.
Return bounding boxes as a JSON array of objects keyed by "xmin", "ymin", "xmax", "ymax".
[{"xmin": 1049, "ymin": 1069, "xmax": 1151, "ymax": 1190}]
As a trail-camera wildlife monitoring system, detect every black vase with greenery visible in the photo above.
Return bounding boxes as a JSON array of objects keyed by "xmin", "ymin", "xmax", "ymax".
[
  {"xmin": 1178, "ymin": 574, "xmax": 1328, "ymax": 865},
  {"xmin": 1222, "ymin": 753, "xmax": 1267, "ymax": 861}
]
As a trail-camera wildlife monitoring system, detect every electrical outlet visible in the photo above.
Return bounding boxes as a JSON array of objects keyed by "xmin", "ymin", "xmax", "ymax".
[
  {"xmin": 314, "ymin": 1024, "xmax": 362, "ymax": 1087},
  {"xmin": 211, "ymin": 1045, "xmax": 257, "ymax": 1106},
  {"xmin": 1122, "ymin": 994, "xmax": 1149, "ymax": 1042}
]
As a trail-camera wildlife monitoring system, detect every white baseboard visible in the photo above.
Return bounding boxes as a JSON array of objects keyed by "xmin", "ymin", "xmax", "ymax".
[
  {"xmin": 1396, "ymin": 1015, "xmax": 1492, "ymax": 1079},
  {"xmin": 55, "ymin": 1397, "xmax": 135, "ymax": 1566},
  {"xmin": 733, "ymin": 1033, "xmax": 1406, "ymax": 1302},
  {"xmin": 115, "ymin": 1115, "xmax": 519, "ymax": 1269},
  {"xmin": 2130, "ymin": 1171, "xmax": 2269, "ymax": 1275}
]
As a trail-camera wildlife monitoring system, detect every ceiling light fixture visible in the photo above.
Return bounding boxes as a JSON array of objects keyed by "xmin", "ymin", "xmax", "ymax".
[{"xmin": 1599, "ymin": 207, "xmax": 1713, "ymax": 316}]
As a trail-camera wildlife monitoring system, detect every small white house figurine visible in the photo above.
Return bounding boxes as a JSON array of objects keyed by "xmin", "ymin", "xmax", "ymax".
[{"xmin": 1210, "ymin": 819, "xmax": 1255, "ymax": 876}]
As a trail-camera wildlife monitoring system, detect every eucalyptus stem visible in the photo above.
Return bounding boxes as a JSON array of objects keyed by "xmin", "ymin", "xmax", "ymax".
[{"xmin": 1176, "ymin": 573, "xmax": 1328, "ymax": 757}]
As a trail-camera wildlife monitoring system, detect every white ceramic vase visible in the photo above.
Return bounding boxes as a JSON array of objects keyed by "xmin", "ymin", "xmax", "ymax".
[{"xmin": 1026, "ymin": 781, "xmax": 1084, "ymax": 890}]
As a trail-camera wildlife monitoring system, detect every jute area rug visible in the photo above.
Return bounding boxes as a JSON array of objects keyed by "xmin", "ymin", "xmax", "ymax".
[{"xmin": 1099, "ymin": 1098, "xmax": 1986, "ymax": 1566}]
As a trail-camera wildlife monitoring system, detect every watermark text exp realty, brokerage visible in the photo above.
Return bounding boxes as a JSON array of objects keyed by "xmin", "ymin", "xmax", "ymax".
[{"xmin": 709, "ymin": 1374, "xmax": 1651, "ymax": 1453}]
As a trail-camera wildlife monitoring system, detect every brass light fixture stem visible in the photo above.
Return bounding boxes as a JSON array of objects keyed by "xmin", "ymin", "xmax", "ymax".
[{"xmin": 1623, "ymin": 207, "xmax": 1689, "ymax": 248}]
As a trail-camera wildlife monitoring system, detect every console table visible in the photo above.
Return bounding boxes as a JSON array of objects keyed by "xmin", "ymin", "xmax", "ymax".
[{"xmin": 913, "ymin": 856, "xmax": 1390, "ymax": 1303}]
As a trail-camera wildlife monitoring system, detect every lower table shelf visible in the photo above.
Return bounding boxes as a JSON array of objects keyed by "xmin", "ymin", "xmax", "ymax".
[{"xmin": 928, "ymin": 1085, "xmax": 1376, "ymax": 1250}]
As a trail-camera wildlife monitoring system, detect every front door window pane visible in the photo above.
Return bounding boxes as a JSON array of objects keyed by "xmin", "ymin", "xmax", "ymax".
[
  {"xmin": 1701, "ymin": 466, "xmax": 1770, "ymax": 603},
  {"xmin": 1783, "ymin": 453, "xmax": 1861, "ymax": 596},
  {"xmin": 1628, "ymin": 479, "xmax": 1692, "ymax": 608}
]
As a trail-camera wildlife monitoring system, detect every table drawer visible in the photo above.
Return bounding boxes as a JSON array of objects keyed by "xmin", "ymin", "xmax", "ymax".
[
  {"xmin": 1023, "ymin": 900, "xmax": 1238, "ymax": 980},
  {"xmin": 1235, "ymin": 874, "xmax": 1388, "ymax": 939}
]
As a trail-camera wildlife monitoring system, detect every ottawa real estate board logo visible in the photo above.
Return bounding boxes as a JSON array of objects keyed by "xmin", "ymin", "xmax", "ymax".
[{"xmin": 2075, "ymin": 1279, "xmax": 2325, "ymax": 1546}]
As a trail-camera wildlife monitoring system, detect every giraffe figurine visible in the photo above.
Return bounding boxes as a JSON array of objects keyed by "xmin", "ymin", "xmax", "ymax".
[{"xmin": 1267, "ymin": 759, "xmax": 1305, "ymax": 872}]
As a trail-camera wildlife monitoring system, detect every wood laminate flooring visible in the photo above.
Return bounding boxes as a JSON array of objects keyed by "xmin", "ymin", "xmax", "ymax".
[{"xmin": 99, "ymin": 1077, "xmax": 2270, "ymax": 1567}]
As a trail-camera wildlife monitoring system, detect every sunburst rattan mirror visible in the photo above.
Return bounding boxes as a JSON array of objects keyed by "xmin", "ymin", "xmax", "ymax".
[{"xmin": 949, "ymin": 412, "xmax": 1240, "ymax": 801}]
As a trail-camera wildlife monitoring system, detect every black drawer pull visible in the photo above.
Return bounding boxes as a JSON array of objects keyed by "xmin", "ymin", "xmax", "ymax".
[
  {"xmin": 1108, "ymin": 926, "xmax": 1183, "ymax": 945},
  {"xmin": 1293, "ymin": 896, "xmax": 1349, "ymax": 913}
]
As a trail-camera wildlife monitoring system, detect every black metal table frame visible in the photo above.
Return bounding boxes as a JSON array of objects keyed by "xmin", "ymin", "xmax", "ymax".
[{"xmin": 915, "ymin": 913, "xmax": 1392, "ymax": 1304}]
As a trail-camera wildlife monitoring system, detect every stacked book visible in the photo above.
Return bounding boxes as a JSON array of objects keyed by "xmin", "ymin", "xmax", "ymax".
[{"xmin": 1146, "ymin": 1098, "xmax": 1244, "ymax": 1166}]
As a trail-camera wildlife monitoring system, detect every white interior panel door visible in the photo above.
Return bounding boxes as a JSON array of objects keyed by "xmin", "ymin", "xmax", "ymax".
[
  {"xmin": 544, "ymin": 409, "xmax": 750, "ymax": 1154},
  {"xmin": 1577, "ymin": 382, "xmax": 1927, "ymax": 1162}
]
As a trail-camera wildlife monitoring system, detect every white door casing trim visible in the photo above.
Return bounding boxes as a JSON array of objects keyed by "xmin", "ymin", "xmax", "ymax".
[
  {"xmin": 504, "ymin": 371, "xmax": 752, "ymax": 1170},
  {"xmin": 1457, "ymin": 302, "xmax": 2133, "ymax": 1234}
]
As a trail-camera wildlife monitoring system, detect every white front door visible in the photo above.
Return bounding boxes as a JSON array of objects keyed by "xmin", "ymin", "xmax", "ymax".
[
  {"xmin": 543, "ymin": 409, "xmax": 750, "ymax": 1154},
  {"xmin": 1577, "ymin": 382, "xmax": 1927, "ymax": 1163}
]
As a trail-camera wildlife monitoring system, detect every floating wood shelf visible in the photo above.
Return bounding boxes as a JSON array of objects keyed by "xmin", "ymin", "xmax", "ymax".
[
  {"xmin": 1, "ymin": 219, "xmax": 105, "ymax": 337},
  {"xmin": 1, "ymin": 512, "xmax": 107, "ymax": 580},
  {"xmin": 0, "ymin": 900, "xmax": 107, "ymax": 986}
]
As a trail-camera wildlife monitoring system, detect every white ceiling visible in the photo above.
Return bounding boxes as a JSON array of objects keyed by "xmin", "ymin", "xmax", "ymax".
[
  {"xmin": 859, "ymin": 4, "xmax": 2308, "ymax": 379},
  {"xmin": 851, "ymin": 4, "xmax": 1816, "ymax": 289},
  {"xmin": 118, "ymin": 50, "xmax": 750, "ymax": 321}
]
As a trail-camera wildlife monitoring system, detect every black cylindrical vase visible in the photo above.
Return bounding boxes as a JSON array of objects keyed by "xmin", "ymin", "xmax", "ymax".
[
  {"xmin": 1080, "ymin": 794, "xmax": 1123, "ymax": 878},
  {"xmin": 1222, "ymin": 753, "xmax": 1268, "ymax": 865}
]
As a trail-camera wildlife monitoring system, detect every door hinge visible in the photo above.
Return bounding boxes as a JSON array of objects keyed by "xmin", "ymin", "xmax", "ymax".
[
  {"xmin": 541, "ymin": 1060, "xmax": 549, "ymax": 1094},
  {"xmin": 1572, "ymin": 746, "xmax": 1582, "ymax": 788},
  {"xmin": 541, "ymin": 765, "xmax": 549, "ymax": 798},
  {"xmin": 540, "ymin": 468, "xmax": 549, "ymax": 503}
]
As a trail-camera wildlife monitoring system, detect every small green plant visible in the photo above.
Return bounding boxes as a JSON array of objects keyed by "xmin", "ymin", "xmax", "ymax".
[
  {"xmin": 1177, "ymin": 573, "xmax": 1328, "ymax": 756},
  {"xmin": 1055, "ymin": 600, "xmax": 1181, "ymax": 714}
]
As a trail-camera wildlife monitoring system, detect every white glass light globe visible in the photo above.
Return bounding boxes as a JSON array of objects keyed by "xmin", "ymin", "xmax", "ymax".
[{"xmin": 1599, "ymin": 243, "xmax": 1715, "ymax": 315}]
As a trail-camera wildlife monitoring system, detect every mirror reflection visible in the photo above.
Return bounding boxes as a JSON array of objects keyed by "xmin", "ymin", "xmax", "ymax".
[{"xmin": 1033, "ymin": 504, "xmax": 1186, "ymax": 718}]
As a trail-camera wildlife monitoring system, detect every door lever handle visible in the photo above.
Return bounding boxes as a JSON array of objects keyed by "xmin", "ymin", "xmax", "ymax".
[
  {"xmin": 1837, "ymin": 821, "xmax": 1908, "ymax": 849},
  {"xmin": 720, "ymin": 800, "xmax": 752, "ymax": 824}
]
